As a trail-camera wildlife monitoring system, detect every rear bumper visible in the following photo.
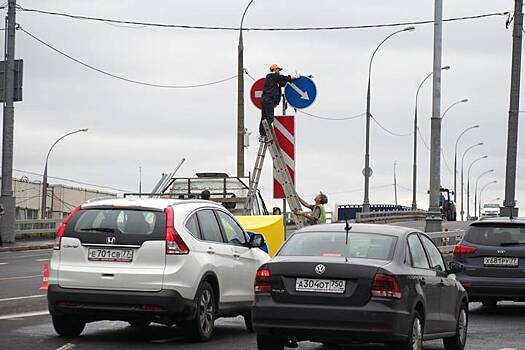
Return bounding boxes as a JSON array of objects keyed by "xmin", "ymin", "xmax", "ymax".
[
  {"xmin": 457, "ymin": 275, "xmax": 525, "ymax": 301},
  {"xmin": 47, "ymin": 284, "xmax": 196, "ymax": 324},
  {"xmin": 253, "ymin": 295, "xmax": 411, "ymax": 343}
]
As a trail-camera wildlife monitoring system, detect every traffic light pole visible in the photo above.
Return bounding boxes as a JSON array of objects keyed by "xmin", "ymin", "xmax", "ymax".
[{"xmin": 0, "ymin": 0, "xmax": 17, "ymax": 243}]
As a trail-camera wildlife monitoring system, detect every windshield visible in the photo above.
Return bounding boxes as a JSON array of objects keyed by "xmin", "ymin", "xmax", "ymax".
[
  {"xmin": 465, "ymin": 224, "xmax": 525, "ymax": 246},
  {"xmin": 278, "ymin": 231, "xmax": 397, "ymax": 260},
  {"xmin": 483, "ymin": 204, "xmax": 499, "ymax": 209}
]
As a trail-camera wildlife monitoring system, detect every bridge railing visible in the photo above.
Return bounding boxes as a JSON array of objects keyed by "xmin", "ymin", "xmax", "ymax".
[
  {"xmin": 355, "ymin": 210, "xmax": 427, "ymax": 224},
  {"xmin": 427, "ymin": 229, "xmax": 466, "ymax": 255}
]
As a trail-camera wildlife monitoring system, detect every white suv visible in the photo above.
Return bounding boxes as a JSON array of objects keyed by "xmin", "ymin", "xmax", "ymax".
[{"xmin": 47, "ymin": 197, "xmax": 269, "ymax": 341}]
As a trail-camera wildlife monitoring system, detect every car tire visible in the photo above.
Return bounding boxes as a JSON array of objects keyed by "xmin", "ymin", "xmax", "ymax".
[
  {"xmin": 443, "ymin": 303, "xmax": 468, "ymax": 350},
  {"xmin": 52, "ymin": 315, "xmax": 85, "ymax": 337},
  {"xmin": 183, "ymin": 281, "xmax": 216, "ymax": 342},
  {"xmin": 244, "ymin": 311, "xmax": 254, "ymax": 332},
  {"xmin": 387, "ymin": 310, "xmax": 423, "ymax": 350},
  {"xmin": 256, "ymin": 334, "xmax": 285, "ymax": 350},
  {"xmin": 128, "ymin": 320, "xmax": 151, "ymax": 328}
]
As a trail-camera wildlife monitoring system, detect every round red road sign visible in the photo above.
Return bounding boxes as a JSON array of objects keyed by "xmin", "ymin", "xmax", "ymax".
[{"xmin": 250, "ymin": 78, "xmax": 265, "ymax": 110}]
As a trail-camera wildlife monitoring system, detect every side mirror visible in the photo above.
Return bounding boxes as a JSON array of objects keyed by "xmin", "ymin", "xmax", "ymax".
[
  {"xmin": 448, "ymin": 261, "xmax": 463, "ymax": 274},
  {"xmin": 249, "ymin": 233, "xmax": 265, "ymax": 249},
  {"xmin": 272, "ymin": 207, "xmax": 282, "ymax": 215}
]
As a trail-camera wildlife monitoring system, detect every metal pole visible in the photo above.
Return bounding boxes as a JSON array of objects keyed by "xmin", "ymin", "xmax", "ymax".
[
  {"xmin": 453, "ymin": 125, "xmax": 479, "ymax": 204},
  {"xmin": 502, "ymin": 0, "xmax": 523, "ymax": 218},
  {"xmin": 282, "ymin": 96, "xmax": 287, "ymax": 237},
  {"xmin": 236, "ymin": 0, "xmax": 254, "ymax": 178},
  {"xmin": 394, "ymin": 161, "xmax": 398, "ymax": 206},
  {"xmin": 480, "ymin": 181, "xmax": 497, "ymax": 217},
  {"xmin": 466, "ymin": 156, "xmax": 487, "ymax": 220},
  {"xmin": 474, "ymin": 169, "xmax": 494, "ymax": 218},
  {"xmin": 425, "ymin": 0, "xmax": 443, "ymax": 233},
  {"xmin": 460, "ymin": 143, "xmax": 483, "ymax": 221},
  {"xmin": 363, "ymin": 26, "xmax": 414, "ymax": 213},
  {"xmin": 41, "ymin": 129, "xmax": 88, "ymax": 219},
  {"xmin": 0, "ymin": 0, "xmax": 16, "ymax": 243}
]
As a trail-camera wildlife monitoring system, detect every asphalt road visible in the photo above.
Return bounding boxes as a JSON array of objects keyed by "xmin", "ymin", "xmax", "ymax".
[{"xmin": 1, "ymin": 248, "xmax": 524, "ymax": 350}]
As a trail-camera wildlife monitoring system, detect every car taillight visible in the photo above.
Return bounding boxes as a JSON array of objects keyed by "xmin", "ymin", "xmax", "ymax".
[
  {"xmin": 371, "ymin": 273, "xmax": 401, "ymax": 299},
  {"xmin": 453, "ymin": 244, "xmax": 477, "ymax": 256},
  {"xmin": 254, "ymin": 268, "xmax": 271, "ymax": 293},
  {"xmin": 164, "ymin": 207, "xmax": 189, "ymax": 255},
  {"xmin": 54, "ymin": 206, "xmax": 81, "ymax": 250}
]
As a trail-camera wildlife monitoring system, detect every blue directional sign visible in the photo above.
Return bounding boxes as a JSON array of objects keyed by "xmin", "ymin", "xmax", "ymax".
[{"xmin": 284, "ymin": 76, "xmax": 317, "ymax": 109}]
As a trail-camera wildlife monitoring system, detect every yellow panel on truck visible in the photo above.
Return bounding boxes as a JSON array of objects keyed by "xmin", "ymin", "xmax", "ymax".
[{"xmin": 236, "ymin": 215, "xmax": 285, "ymax": 257}]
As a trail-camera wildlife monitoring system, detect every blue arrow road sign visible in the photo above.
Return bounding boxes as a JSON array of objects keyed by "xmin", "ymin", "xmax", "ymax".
[{"xmin": 284, "ymin": 76, "xmax": 317, "ymax": 109}]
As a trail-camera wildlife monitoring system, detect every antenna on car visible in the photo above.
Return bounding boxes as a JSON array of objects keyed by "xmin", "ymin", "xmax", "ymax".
[{"xmin": 344, "ymin": 219, "xmax": 352, "ymax": 263}]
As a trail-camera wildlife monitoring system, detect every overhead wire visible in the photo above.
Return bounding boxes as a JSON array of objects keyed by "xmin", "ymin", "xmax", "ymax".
[
  {"xmin": 15, "ymin": 6, "xmax": 510, "ymax": 32},
  {"xmin": 298, "ymin": 110, "xmax": 366, "ymax": 121},
  {"xmin": 371, "ymin": 114, "xmax": 412, "ymax": 137},
  {"xmin": 17, "ymin": 25, "xmax": 238, "ymax": 89}
]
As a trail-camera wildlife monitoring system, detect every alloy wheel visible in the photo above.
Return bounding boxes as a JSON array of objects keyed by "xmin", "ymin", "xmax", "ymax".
[
  {"xmin": 199, "ymin": 289, "xmax": 214, "ymax": 335},
  {"xmin": 458, "ymin": 308, "xmax": 467, "ymax": 346},
  {"xmin": 412, "ymin": 317, "xmax": 422, "ymax": 350}
]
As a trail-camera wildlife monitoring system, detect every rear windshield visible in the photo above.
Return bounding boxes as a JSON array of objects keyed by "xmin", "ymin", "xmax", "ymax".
[
  {"xmin": 278, "ymin": 231, "xmax": 397, "ymax": 260},
  {"xmin": 71, "ymin": 209, "xmax": 164, "ymax": 236},
  {"xmin": 464, "ymin": 224, "xmax": 525, "ymax": 246}
]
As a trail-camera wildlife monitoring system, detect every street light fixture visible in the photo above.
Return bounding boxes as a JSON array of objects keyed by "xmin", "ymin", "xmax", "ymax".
[
  {"xmin": 41, "ymin": 128, "xmax": 89, "ymax": 219},
  {"xmin": 474, "ymin": 169, "xmax": 494, "ymax": 218},
  {"xmin": 236, "ymin": 0, "xmax": 255, "ymax": 178},
  {"xmin": 454, "ymin": 125, "xmax": 479, "ymax": 203},
  {"xmin": 363, "ymin": 26, "xmax": 415, "ymax": 213},
  {"xmin": 466, "ymin": 155, "xmax": 488, "ymax": 219},
  {"xmin": 460, "ymin": 142, "xmax": 483, "ymax": 221},
  {"xmin": 441, "ymin": 98, "xmax": 469, "ymax": 120},
  {"xmin": 479, "ymin": 180, "xmax": 498, "ymax": 218},
  {"xmin": 411, "ymin": 65, "xmax": 450, "ymax": 210}
]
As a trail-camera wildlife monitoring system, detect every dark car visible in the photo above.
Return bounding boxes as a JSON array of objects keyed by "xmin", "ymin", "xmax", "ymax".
[
  {"xmin": 452, "ymin": 217, "xmax": 525, "ymax": 307},
  {"xmin": 252, "ymin": 223, "xmax": 468, "ymax": 350}
]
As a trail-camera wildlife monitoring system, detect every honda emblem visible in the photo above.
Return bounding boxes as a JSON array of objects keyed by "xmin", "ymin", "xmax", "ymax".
[
  {"xmin": 106, "ymin": 237, "xmax": 116, "ymax": 245},
  {"xmin": 314, "ymin": 264, "xmax": 326, "ymax": 275}
]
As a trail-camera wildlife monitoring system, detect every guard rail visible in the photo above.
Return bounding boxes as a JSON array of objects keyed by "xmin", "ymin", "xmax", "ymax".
[{"xmin": 355, "ymin": 210, "xmax": 427, "ymax": 224}]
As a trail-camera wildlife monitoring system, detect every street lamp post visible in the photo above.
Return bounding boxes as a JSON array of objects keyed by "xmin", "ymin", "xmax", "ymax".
[
  {"xmin": 41, "ymin": 129, "xmax": 88, "ymax": 219},
  {"xmin": 363, "ymin": 26, "xmax": 414, "ymax": 213},
  {"xmin": 479, "ymin": 180, "xmax": 498, "ymax": 217},
  {"xmin": 236, "ymin": 0, "xmax": 254, "ymax": 178},
  {"xmin": 454, "ymin": 125, "xmax": 479, "ymax": 203},
  {"xmin": 466, "ymin": 155, "xmax": 488, "ymax": 219},
  {"xmin": 474, "ymin": 169, "xmax": 494, "ymax": 218},
  {"xmin": 411, "ymin": 66, "xmax": 450, "ymax": 210},
  {"xmin": 441, "ymin": 98, "xmax": 469, "ymax": 120},
  {"xmin": 460, "ymin": 142, "xmax": 483, "ymax": 221}
]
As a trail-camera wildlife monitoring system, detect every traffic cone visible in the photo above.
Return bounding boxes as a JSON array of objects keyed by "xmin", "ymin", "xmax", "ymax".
[{"xmin": 40, "ymin": 262, "xmax": 49, "ymax": 291}]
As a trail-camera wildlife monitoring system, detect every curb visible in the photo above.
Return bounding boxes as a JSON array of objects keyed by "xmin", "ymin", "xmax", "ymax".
[{"xmin": 0, "ymin": 243, "xmax": 54, "ymax": 253}]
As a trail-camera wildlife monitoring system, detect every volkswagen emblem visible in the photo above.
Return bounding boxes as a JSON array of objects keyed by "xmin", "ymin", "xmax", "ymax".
[
  {"xmin": 106, "ymin": 237, "xmax": 116, "ymax": 245},
  {"xmin": 314, "ymin": 264, "xmax": 326, "ymax": 275}
]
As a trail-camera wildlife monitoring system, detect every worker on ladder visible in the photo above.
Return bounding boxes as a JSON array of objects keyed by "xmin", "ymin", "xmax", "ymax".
[
  {"xmin": 259, "ymin": 64, "xmax": 299, "ymax": 141},
  {"xmin": 294, "ymin": 192, "xmax": 328, "ymax": 225}
]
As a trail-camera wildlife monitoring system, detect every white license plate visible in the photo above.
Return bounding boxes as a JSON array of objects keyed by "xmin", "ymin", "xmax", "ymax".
[
  {"xmin": 483, "ymin": 257, "xmax": 518, "ymax": 267},
  {"xmin": 295, "ymin": 278, "xmax": 346, "ymax": 294},
  {"xmin": 88, "ymin": 248, "xmax": 134, "ymax": 262}
]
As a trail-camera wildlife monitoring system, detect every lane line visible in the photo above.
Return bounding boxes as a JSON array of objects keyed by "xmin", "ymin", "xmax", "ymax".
[
  {"xmin": 56, "ymin": 343, "xmax": 75, "ymax": 350},
  {"xmin": 36, "ymin": 258, "xmax": 49, "ymax": 262},
  {"xmin": 0, "ymin": 275, "xmax": 41, "ymax": 281},
  {"xmin": 0, "ymin": 294, "xmax": 46, "ymax": 302},
  {"xmin": 0, "ymin": 252, "xmax": 51, "ymax": 260},
  {"xmin": 0, "ymin": 310, "xmax": 48, "ymax": 320},
  {"xmin": 0, "ymin": 262, "xmax": 7, "ymax": 265}
]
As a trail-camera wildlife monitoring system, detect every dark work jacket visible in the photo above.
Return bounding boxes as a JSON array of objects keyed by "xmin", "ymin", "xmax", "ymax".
[{"xmin": 262, "ymin": 72, "xmax": 292, "ymax": 105}]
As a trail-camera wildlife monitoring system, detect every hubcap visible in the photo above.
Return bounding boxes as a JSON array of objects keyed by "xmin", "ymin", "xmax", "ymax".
[
  {"xmin": 411, "ymin": 318, "xmax": 422, "ymax": 350},
  {"xmin": 458, "ymin": 309, "xmax": 467, "ymax": 345},
  {"xmin": 199, "ymin": 289, "xmax": 214, "ymax": 335}
]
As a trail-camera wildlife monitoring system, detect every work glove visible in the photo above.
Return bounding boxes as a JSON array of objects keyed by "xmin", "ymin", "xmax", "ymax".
[{"xmin": 291, "ymin": 71, "xmax": 301, "ymax": 80}]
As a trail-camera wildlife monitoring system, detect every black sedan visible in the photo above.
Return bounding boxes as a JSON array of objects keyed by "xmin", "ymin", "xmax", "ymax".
[{"xmin": 252, "ymin": 223, "xmax": 468, "ymax": 350}]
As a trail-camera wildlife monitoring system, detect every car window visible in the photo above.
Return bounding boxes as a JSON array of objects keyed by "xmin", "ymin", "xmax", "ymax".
[
  {"xmin": 278, "ymin": 231, "xmax": 397, "ymax": 260},
  {"xmin": 216, "ymin": 210, "xmax": 246, "ymax": 246},
  {"xmin": 73, "ymin": 209, "xmax": 158, "ymax": 235},
  {"xmin": 407, "ymin": 234, "xmax": 430, "ymax": 269},
  {"xmin": 420, "ymin": 235, "xmax": 446, "ymax": 272},
  {"xmin": 185, "ymin": 213, "xmax": 200, "ymax": 239},
  {"xmin": 196, "ymin": 210, "xmax": 224, "ymax": 243},
  {"xmin": 464, "ymin": 224, "xmax": 525, "ymax": 246}
]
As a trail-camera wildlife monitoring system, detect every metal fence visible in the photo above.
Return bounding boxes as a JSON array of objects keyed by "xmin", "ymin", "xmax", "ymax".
[{"xmin": 15, "ymin": 218, "xmax": 62, "ymax": 238}]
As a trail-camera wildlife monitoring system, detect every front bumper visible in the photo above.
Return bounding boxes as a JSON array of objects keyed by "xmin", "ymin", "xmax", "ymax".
[
  {"xmin": 457, "ymin": 275, "xmax": 525, "ymax": 301},
  {"xmin": 47, "ymin": 284, "xmax": 196, "ymax": 324},
  {"xmin": 253, "ymin": 295, "xmax": 411, "ymax": 343}
]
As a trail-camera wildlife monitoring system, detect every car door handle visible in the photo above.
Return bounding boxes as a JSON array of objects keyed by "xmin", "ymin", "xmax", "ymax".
[
  {"xmin": 207, "ymin": 248, "xmax": 215, "ymax": 255},
  {"xmin": 439, "ymin": 279, "xmax": 446, "ymax": 287},
  {"xmin": 420, "ymin": 277, "xmax": 426, "ymax": 286},
  {"xmin": 233, "ymin": 252, "xmax": 241, "ymax": 259}
]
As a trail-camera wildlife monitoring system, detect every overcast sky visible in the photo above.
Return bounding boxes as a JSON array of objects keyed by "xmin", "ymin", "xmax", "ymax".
[{"xmin": 4, "ymin": 0, "xmax": 521, "ymax": 213}]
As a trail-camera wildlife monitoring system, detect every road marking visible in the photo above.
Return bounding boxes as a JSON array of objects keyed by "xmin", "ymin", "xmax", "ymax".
[
  {"xmin": 499, "ymin": 348, "xmax": 517, "ymax": 350},
  {"xmin": 0, "ymin": 274, "xmax": 41, "ymax": 281},
  {"xmin": 0, "ymin": 294, "xmax": 46, "ymax": 302},
  {"xmin": 0, "ymin": 310, "xmax": 48, "ymax": 320},
  {"xmin": 151, "ymin": 337, "xmax": 184, "ymax": 343},
  {"xmin": 0, "ymin": 252, "xmax": 50, "ymax": 260},
  {"xmin": 0, "ymin": 262, "xmax": 7, "ymax": 265},
  {"xmin": 56, "ymin": 344, "xmax": 75, "ymax": 350},
  {"xmin": 36, "ymin": 258, "xmax": 49, "ymax": 262}
]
